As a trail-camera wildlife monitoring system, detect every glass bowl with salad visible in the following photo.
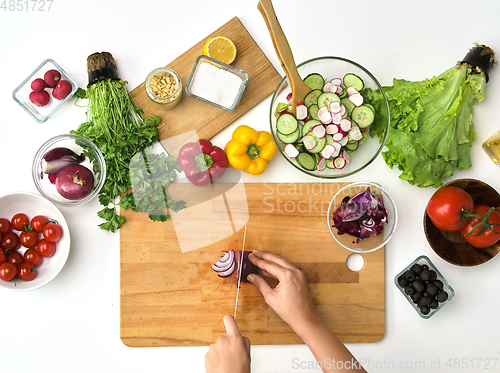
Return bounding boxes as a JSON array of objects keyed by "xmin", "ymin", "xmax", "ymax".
[
  {"xmin": 270, "ymin": 56, "xmax": 390, "ymax": 178},
  {"xmin": 327, "ymin": 182, "xmax": 397, "ymax": 253}
]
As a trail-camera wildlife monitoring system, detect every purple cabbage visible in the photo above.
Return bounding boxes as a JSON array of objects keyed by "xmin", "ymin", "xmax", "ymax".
[{"xmin": 332, "ymin": 188, "xmax": 388, "ymax": 243}]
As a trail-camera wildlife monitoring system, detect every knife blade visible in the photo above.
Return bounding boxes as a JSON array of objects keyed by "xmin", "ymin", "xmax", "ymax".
[{"xmin": 234, "ymin": 225, "xmax": 247, "ymax": 319}]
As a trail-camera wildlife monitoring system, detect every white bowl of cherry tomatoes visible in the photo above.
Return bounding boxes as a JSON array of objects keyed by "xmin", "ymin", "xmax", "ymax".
[{"xmin": 0, "ymin": 192, "xmax": 70, "ymax": 291}]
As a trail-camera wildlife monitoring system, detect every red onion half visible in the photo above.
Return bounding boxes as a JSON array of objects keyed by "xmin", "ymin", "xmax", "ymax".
[{"xmin": 55, "ymin": 165, "xmax": 94, "ymax": 200}]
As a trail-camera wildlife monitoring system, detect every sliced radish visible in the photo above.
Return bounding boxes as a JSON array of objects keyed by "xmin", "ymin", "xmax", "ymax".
[
  {"xmin": 336, "ymin": 85, "xmax": 344, "ymax": 96},
  {"xmin": 321, "ymin": 144, "xmax": 335, "ymax": 159},
  {"xmin": 339, "ymin": 135, "xmax": 349, "ymax": 146},
  {"xmin": 330, "ymin": 101, "xmax": 341, "ymax": 114},
  {"xmin": 326, "ymin": 124, "xmax": 339, "ymax": 134},
  {"xmin": 317, "ymin": 157, "xmax": 326, "ymax": 172},
  {"xmin": 296, "ymin": 104, "xmax": 308, "ymax": 121},
  {"xmin": 349, "ymin": 92, "xmax": 364, "ymax": 107},
  {"xmin": 332, "ymin": 132, "xmax": 343, "ymax": 142},
  {"xmin": 323, "ymin": 82, "xmax": 337, "ymax": 93},
  {"xmin": 330, "ymin": 78, "xmax": 342, "ymax": 86},
  {"xmin": 346, "ymin": 86, "xmax": 357, "ymax": 96},
  {"xmin": 349, "ymin": 125, "xmax": 363, "ymax": 141},
  {"xmin": 286, "ymin": 92, "xmax": 293, "ymax": 104},
  {"xmin": 341, "ymin": 150, "xmax": 351, "ymax": 163},
  {"xmin": 332, "ymin": 112, "xmax": 342, "ymax": 124},
  {"xmin": 340, "ymin": 118, "xmax": 352, "ymax": 132},
  {"xmin": 312, "ymin": 124, "xmax": 326, "ymax": 139},
  {"xmin": 334, "ymin": 157, "xmax": 346, "ymax": 169},
  {"xmin": 340, "ymin": 105, "xmax": 347, "ymax": 117},
  {"xmin": 302, "ymin": 135, "xmax": 316, "ymax": 150},
  {"xmin": 332, "ymin": 142, "xmax": 342, "ymax": 157},
  {"xmin": 278, "ymin": 106, "xmax": 291, "ymax": 115},
  {"xmin": 284, "ymin": 144, "xmax": 300, "ymax": 159},
  {"xmin": 317, "ymin": 106, "xmax": 333, "ymax": 124}
]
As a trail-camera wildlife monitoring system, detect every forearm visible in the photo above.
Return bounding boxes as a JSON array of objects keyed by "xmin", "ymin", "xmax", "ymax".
[{"xmin": 292, "ymin": 314, "xmax": 366, "ymax": 373}]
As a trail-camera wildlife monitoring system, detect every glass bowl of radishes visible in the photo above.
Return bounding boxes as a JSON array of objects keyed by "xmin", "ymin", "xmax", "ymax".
[
  {"xmin": 32, "ymin": 134, "xmax": 106, "ymax": 206},
  {"xmin": 270, "ymin": 56, "xmax": 390, "ymax": 178}
]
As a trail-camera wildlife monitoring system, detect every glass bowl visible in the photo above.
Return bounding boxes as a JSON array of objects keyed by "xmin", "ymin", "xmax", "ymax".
[
  {"xmin": 270, "ymin": 56, "xmax": 390, "ymax": 178},
  {"xmin": 12, "ymin": 59, "xmax": 78, "ymax": 123},
  {"xmin": 32, "ymin": 134, "xmax": 106, "ymax": 206},
  {"xmin": 327, "ymin": 182, "xmax": 397, "ymax": 253},
  {"xmin": 145, "ymin": 67, "xmax": 182, "ymax": 109},
  {"xmin": 185, "ymin": 55, "xmax": 248, "ymax": 112},
  {"xmin": 395, "ymin": 255, "xmax": 455, "ymax": 319}
]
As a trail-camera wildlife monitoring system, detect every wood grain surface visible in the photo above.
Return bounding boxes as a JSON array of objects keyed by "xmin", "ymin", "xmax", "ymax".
[
  {"xmin": 120, "ymin": 182, "xmax": 385, "ymax": 347},
  {"xmin": 129, "ymin": 17, "xmax": 282, "ymax": 153}
]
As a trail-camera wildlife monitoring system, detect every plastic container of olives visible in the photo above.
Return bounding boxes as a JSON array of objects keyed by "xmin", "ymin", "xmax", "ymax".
[{"xmin": 394, "ymin": 255, "xmax": 455, "ymax": 319}]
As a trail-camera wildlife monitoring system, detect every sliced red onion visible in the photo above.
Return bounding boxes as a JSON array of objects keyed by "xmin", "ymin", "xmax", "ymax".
[
  {"xmin": 42, "ymin": 147, "xmax": 85, "ymax": 175},
  {"xmin": 212, "ymin": 249, "xmax": 236, "ymax": 277}
]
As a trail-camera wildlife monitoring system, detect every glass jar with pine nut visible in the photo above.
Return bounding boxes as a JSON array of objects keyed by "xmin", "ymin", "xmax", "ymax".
[{"xmin": 145, "ymin": 67, "xmax": 182, "ymax": 109}]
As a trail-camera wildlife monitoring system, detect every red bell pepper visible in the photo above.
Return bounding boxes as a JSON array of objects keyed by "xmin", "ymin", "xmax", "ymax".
[{"xmin": 178, "ymin": 139, "xmax": 229, "ymax": 187}]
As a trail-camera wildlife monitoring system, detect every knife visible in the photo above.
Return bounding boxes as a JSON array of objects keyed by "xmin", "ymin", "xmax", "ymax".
[{"xmin": 234, "ymin": 225, "xmax": 247, "ymax": 319}]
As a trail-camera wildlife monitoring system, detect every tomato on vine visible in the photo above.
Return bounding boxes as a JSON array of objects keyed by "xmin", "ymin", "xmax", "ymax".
[
  {"xmin": 460, "ymin": 205, "xmax": 500, "ymax": 248},
  {"xmin": 426, "ymin": 186, "xmax": 474, "ymax": 232}
]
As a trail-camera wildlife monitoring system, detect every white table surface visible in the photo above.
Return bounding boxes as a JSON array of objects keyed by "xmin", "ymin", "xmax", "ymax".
[{"xmin": 1, "ymin": 0, "xmax": 500, "ymax": 372}]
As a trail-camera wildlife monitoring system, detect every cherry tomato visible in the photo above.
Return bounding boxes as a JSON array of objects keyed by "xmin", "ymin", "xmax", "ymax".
[
  {"xmin": 1, "ymin": 232, "xmax": 20, "ymax": 253},
  {"xmin": 6, "ymin": 251, "xmax": 24, "ymax": 266},
  {"xmin": 37, "ymin": 239, "xmax": 56, "ymax": 257},
  {"xmin": 426, "ymin": 186, "xmax": 474, "ymax": 232},
  {"xmin": 0, "ymin": 249, "xmax": 6, "ymax": 265},
  {"xmin": 17, "ymin": 263, "xmax": 37, "ymax": 281},
  {"xmin": 30, "ymin": 215, "xmax": 49, "ymax": 233},
  {"xmin": 42, "ymin": 223, "xmax": 62, "ymax": 243},
  {"xmin": 20, "ymin": 230, "xmax": 39, "ymax": 248},
  {"xmin": 11, "ymin": 213, "xmax": 29, "ymax": 231},
  {"xmin": 0, "ymin": 218, "xmax": 12, "ymax": 234},
  {"xmin": 24, "ymin": 248, "xmax": 43, "ymax": 266},
  {"xmin": 0, "ymin": 262, "xmax": 17, "ymax": 281},
  {"xmin": 460, "ymin": 205, "xmax": 500, "ymax": 249}
]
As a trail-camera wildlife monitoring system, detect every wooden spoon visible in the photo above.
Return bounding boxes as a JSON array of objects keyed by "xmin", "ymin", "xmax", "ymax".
[{"xmin": 257, "ymin": 0, "xmax": 312, "ymax": 116}]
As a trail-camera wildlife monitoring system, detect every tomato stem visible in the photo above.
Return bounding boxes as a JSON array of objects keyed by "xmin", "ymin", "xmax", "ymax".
[{"xmin": 461, "ymin": 207, "xmax": 500, "ymax": 237}]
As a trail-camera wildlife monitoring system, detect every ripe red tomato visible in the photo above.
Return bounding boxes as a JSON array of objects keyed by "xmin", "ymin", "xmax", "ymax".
[
  {"xmin": 0, "ymin": 249, "xmax": 6, "ymax": 265},
  {"xmin": 17, "ymin": 263, "xmax": 37, "ymax": 281},
  {"xmin": 37, "ymin": 239, "xmax": 56, "ymax": 257},
  {"xmin": 1, "ymin": 232, "xmax": 20, "ymax": 253},
  {"xmin": 11, "ymin": 213, "xmax": 29, "ymax": 231},
  {"xmin": 460, "ymin": 205, "xmax": 500, "ymax": 249},
  {"xmin": 0, "ymin": 218, "xmax": 12, "ymax": 234},
  {"xmin": 24, "ymin": 248, "xmax": 43, "ymax": 266},
  {"xmin": 0, "ymin": 262, "xmax": 17, "ymax": 281},
  {"xmin": 42, "ymin": 223, "xmax": 62, "ymax": 243},
  {"xmin": 30, "ymin": 215, "xmax": 49, "ymax": 233},
  {"xmin": 20, "ymin": 230, "xmax": 39, "ymax": 248},
  {"xmin": 6, "ymin": 251, "xmax": 24, "ymax": 266},
  {"xmin": 426, "ymin": 186, "xmax": 474, "ymax": 232}
]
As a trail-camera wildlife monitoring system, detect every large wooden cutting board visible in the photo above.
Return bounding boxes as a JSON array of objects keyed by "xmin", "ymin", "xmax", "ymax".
[
  {"xmin": 129, "ymin": 17, "xmax": 282, "ymax": 150},
  {"xmin": 120, "ymin": 182, "xmax": 385, "ymax": 347}
]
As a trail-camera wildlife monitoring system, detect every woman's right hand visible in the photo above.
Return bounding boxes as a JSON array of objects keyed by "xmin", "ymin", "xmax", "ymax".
[{"xmin": 247, "ymin": 250, "xmax": 319, "ymax": 332}]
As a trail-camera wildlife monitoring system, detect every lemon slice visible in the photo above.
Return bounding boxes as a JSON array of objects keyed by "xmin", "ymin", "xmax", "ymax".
[{"xmin": 204, "ymin": 36, "xmax": 237, "ymax": 65}]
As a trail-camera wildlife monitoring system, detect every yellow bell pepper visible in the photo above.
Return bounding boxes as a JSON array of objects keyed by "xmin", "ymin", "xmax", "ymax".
[{"xmin": 225, "ymin": 125, "xmax": 277, "ymax": 175}]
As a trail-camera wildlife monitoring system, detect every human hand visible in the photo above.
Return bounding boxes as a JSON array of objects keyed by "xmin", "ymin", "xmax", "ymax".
[
  {"xmin": 205, "ymin": 315, "xmax": 251, "ymax": 373},
  {"xmin": 247, "ymin": 250, "xmax": 319, "ymax": 333}
]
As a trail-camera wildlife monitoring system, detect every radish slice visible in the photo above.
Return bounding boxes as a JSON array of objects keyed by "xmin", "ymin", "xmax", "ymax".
[
  {"xmin": 332, "ymin": 112, "xmax": 342, "ymax": 124},
  {"xmin": 339, "ymin": 135, "xmax": 349, "ymax": 146},
  {"xmin": 326, "ymin": 124, "xmax": 339, "ymax": 134},
  {"xmin": 296, "ymin": 104, "xmax": 308, "ymax": 121},
  {"xmin": 349, "ymin": 92, "xmax": 364, "ymax": 107},
  {"xmin": 334, "ymin": 157, "xmax": 346, "ymax": 169},
  {"xmin": 317, "ymin": 106, "xmax": 333, "ymax": 124},
  {"xmin": 346, "ymin": 86, "xmax": 357, "ymax": 96},
  {"xmin": 321, "ymin": 144, "xmax": 335, "ymax": 159},
  {"xmin": 342, "ymin": 150, "xmax": 351, "ymax": 163},
  {"xmin": 284, "ymin": 144, "xmax": 300, "ymax": 159},
  {"xmin": 323, "ymin": 82, "xmax": 337, "ymax": 93},
  {"xmin": 349, "ymin": 125, "xmax": 363, "ymax": 141},
  {"xmin": 340, "ymin": 105, "xmax": 347, "ymax": 117},
  {"xmin": 278, "ymin": 106, "xmax": 290, "ymax": 115},
  {"xmin": 317, "ymin": 157, "xmax": 326, "ymax": 172},
  {"xmin": 312, "ymin": 124, "xmax": 326, "ymax": 139},
  {"xmin": 336, "ymin": 86, "xmax": 344, "ymax": 96},
  {"xmin": 332, "ymin": 133, "xmax": 343, "ymax": 142},
  {"xmin": 302, "ymin": 135, "xmax": 316, "ymax": 150},
  {"xmin": 286, "ymin": 92, "xmax": 293, "ymax": 104},
  {"xmin": 340, "ymin": 118, "xmax": 352, "ymax": 132},
  {"xmin": 330, "ymin": 78, "xmax": 343, "ymax": 86},
  {"xmin": 330, "ymin": 101, "xmax": 341, "ymax": 114},
  {"xmin": 332, "ymin": 142, "xmax": 342, "ymax": 157}
]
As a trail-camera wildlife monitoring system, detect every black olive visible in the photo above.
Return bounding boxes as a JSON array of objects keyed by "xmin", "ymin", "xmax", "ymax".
[
  {"xmin": 429, "ymin": 270, "xmax": 438, "ymax": 281},
  {"xmin": 426, "ymin": 283, "xmax": 438, "ymax": 296},
  {"xmin": 419, "ymin": 305, "xmax": 430, "ymax": 315},
  {"xmin": 411, "ymin": 292, "xmax": 422, "ymax": 303},
  {"xmin": 421, "ymin": 264, "xmax": 429, "ymax": 271},
  {"xmin": 436, "ymin": 291, "xmax": 449, "ymax": 302},
  {"xmin": 429, "ymin": 299, "xmax": 439, "ymax": 309},
  {"xmin": 433, "ymin": 280, "xmax": 444, "ymax": 290},
  {"xmin": 419, "ymin": 295, "xmax": 432, "ymax": 307},
  {"xmin": 398, "ymin": 276, "xmax": 409, "ymax": 287},
  {"xmin": 420, "ymin": 270, "xmax": 431, "ymax": 281},
  {"xmin": 405, "ymin": 285, "xmax": 415, "ymax": 295},
  {"xmin": 412, "ymin": 280, "xmax": 425, "ymax": 293},
  {"xmin": 404, "ymin": 270, "xmax": 416, "ymax": 282},
  {"xmin": 410, "ymin": 264, "xmax": 423, "ymax": 274}
]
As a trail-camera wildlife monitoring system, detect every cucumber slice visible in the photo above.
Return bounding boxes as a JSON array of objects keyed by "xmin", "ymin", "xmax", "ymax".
[
  {"xmin": 343, "ymin": 73, "xmax": 364, "ymax": 91},
  {"xmin": 345, "ymin": 140, "xmax": 359, "ymax": 152},
  {"xmin": 303, "ymin": 73, "xmax": 325, "ymax": 90},
  {"xmin": 317, "ymin": 92, "xmax": 340, "ymax": 109},
  {"xmin": 325, "ymin": 134, "xmax": 334, "ymax": 146},
  {"xmin": 325, "ymin": 158, "xmax": 336, "ymax": 169},
  {"xmin": 341, "ymin": 97, "xmax": 356, "ymax": 116},
  {"xmin": 338, "ymin": 85, "xmax": 347, "ymax": 99},
  {"xmin": 296, "ymin": 152, "xmax": 317, "ymax": 171},
  {"xmin": 308, "ymin": 104, "xmax": 319, "ymax": 121},
  {"xmin": 304, "ymin": 89, "xmax": 322, "ymax": 107},
  {"xmin": 276, "ymin": 113, "xmax": 298, "ymax": 135},
  {"xmin": 277, "ymin": 128, "xmax": 300, "ymax": 144},
  {"xmin": 351, "ymin": 105, "xmax": 375, "ymax": 128},
  {"xmin": 303, "ymin": 131, "xmax": 327, "ymax": 154},
  {"xmin": 301, "ymin": 119, "xmax": 321, "ymax": 135}
]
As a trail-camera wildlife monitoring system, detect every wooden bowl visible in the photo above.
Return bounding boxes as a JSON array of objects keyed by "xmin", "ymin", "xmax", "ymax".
[{"xmin": 423, "ymin": 179, "xmax": 500, "ymax": 266}]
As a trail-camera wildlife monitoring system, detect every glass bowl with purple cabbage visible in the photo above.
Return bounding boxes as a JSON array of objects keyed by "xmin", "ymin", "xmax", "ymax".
[
  {"xmin": 32, "ymin": 134, "xmax": 106, "ymax": 206},
  {"xmin": 327, "ymin": 182, "xmax": 397, "ymax": 253}
]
